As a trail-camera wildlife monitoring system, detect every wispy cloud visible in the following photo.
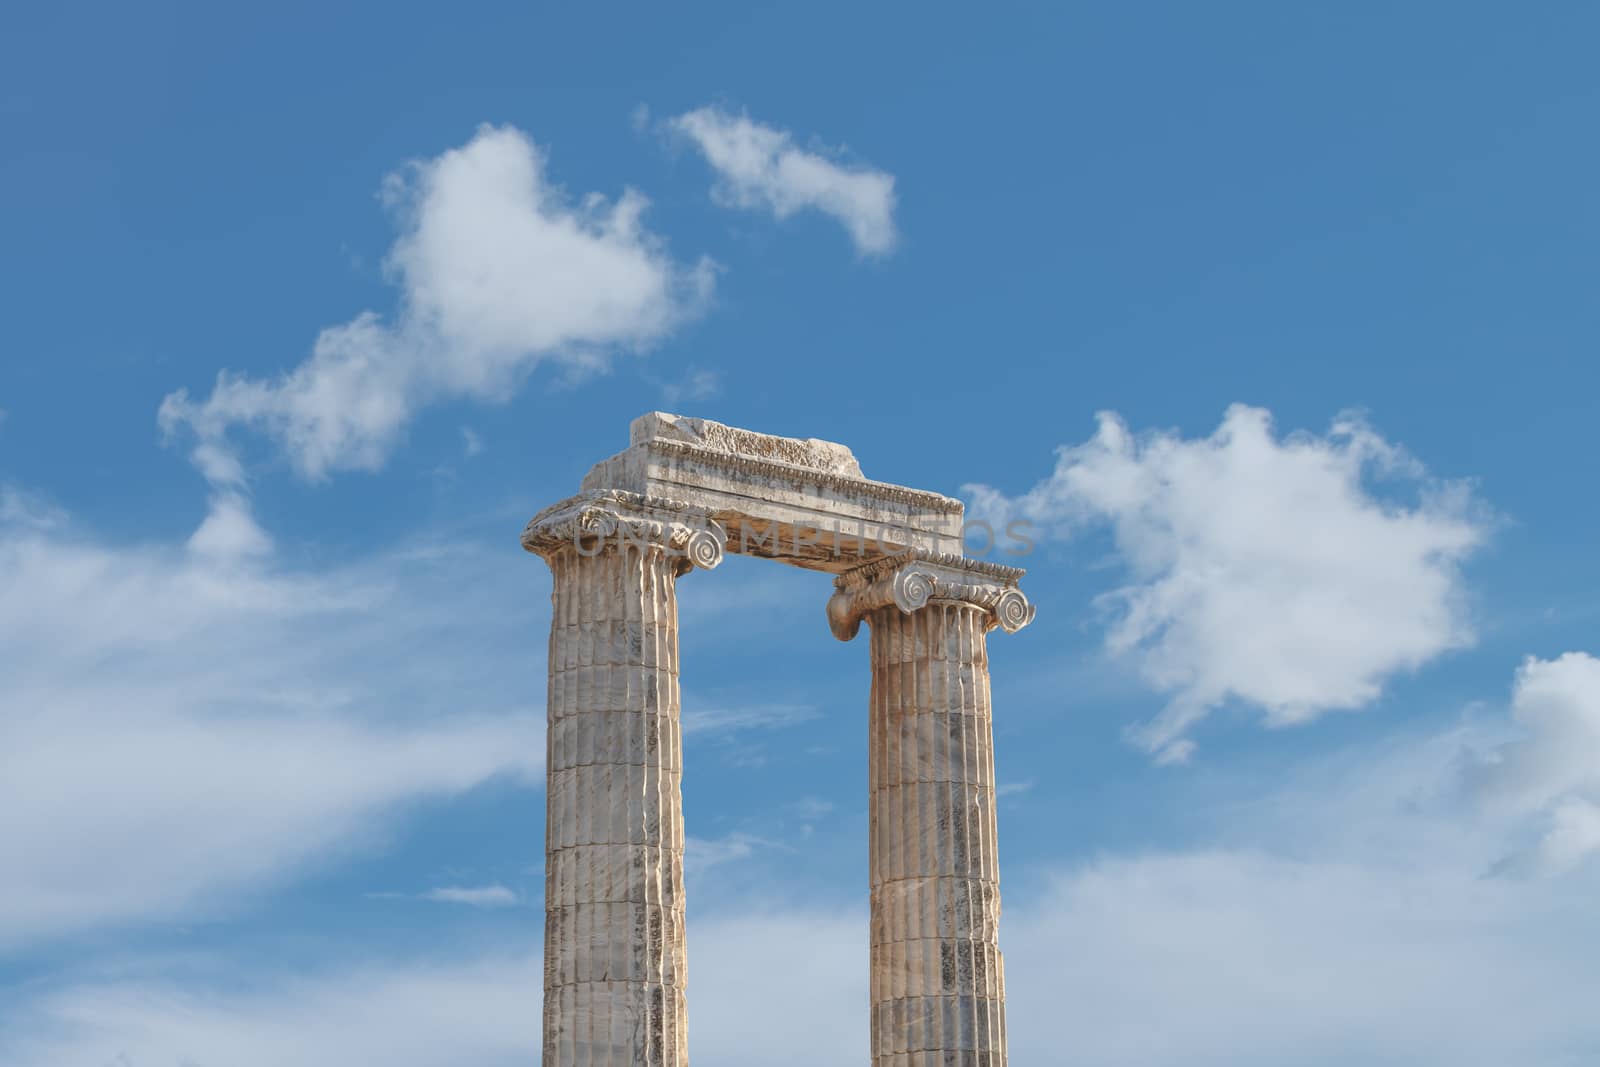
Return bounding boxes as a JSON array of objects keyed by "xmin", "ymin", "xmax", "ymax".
[
  {"xmin": 0, "ymin": 952, "xmax": 543, "ymax": 1067},
  {"xmin": 669, "ymin": 106, "xmax": 898, "ymax": 257},
  {"xmin": 685, "ymin": 832, "xmax": 773, "ymax": 878},
  {"xmin": 187, "ymin": 489, "xmax": 274, "ymax": 559},
  {"xmin": 0, "ymin": 488, "xmax": 544, "ymax": 950},
  {"xmin": 658, "ymin": 366, "xmax": 721, "ymax": 406},
  {"xmin": 0, "ymin": 484, "xmax": 64, "ymax": 529},
  {"xmin": 421, "ymin": 885, "xmax": 518, "ymax": 908},
  {"xmin": 680, "ymin": 703, "xmax": 818, "ymax": 735},
  {"xmin": 786, "ymin": 796, "xmax": 835, "ymax": 820},
  {"xmin": 0, "ymin": 913, "xmax": 869, "ymax": 1067},
  {"xmin": 11, "ymin": 706, "xmax": 1600, "ymax": 1067}
]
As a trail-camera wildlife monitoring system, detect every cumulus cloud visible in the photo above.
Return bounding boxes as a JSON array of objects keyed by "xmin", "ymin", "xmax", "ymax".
[
  {"xmin": 1474, "ymin": 652, "xmax": 1600, "ymax": 874},
  {"xmin": 0, "ymin": 489, "xmax": 544, "ymax": 948},
  {"xmin": 670, "ymin": 106, "xmax": 898, "ymax": 256},
  {"xmin": 966, "ymin": 404, "xmax": 1489, "ymax": 762},
  {"xmin": 160, "ymin": 124, "xmax": 713, "ymax": 487}
]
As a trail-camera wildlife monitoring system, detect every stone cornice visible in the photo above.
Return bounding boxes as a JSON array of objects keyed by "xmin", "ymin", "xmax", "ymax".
[
  {"xmin": 643, "ymin": 440, "xmax": 967, "ymax": 514},
  {"xmin": 521, "ymin": 490, "xmax": 725, "ymax": 573},
  {"xmin": 827, "ymin": 554, "xmax": 1035, "ymax": 641}
]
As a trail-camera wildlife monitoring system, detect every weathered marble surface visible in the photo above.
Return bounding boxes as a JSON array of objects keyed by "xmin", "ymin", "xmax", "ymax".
[
  {"xmin": 581, "ymin": 413, "xmax": 964, "ymax": 572},
  {"xmin": 827, "ymin": 552, "xmax": 1034, "ymax": 642},
  {"xmin": 629, "ymin": 411, "xmax": 863, "ymax": 478},
  {"xmin": 525, "ymin": 493, "xmax": 723, "ymax": 1067},
  {"xmin": 831, "ymin": 557, "xmax": 1032, "ymax": 1067},
  {"xmin": 524, "ymin": 415, "xmax": 1033, "ymax": 1067}
]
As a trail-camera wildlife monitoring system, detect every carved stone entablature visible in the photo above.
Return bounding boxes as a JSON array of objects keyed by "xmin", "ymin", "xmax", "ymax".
[
  {"xmin": 826, "ymin": 551, "xmax": 1035, "ymax": 641},
  {"xmin": 579, "ymin": 413, "xmax": 967, "ymax": 573},
  {"xmin": 520, "ymin": 489, "xmax": 726, "ymax": 574}
]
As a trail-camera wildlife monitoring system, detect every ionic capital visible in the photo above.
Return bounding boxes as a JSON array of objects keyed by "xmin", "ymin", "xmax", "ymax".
[
  {"xmin": 521, "ymin": 490, "xmax": 726, "ymax": 574},
  {"xmin": 826, "ymin": 552, "xmax": 1035, "ymax": 641}
]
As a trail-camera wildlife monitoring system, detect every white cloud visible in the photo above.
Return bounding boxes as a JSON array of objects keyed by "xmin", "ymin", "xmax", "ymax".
[
  {"xmin": 10, "ymin": 702, "xmax": 1600, "ymax": 1066},
  {"xmin": 13, "ymin": 880, "xmax": 1596, "ymax": 1067},
  {"xmin": 688, "ymin": 911, "xmax": 865, "ymax": 1064},
  {"xmin": 187, "ymin": 491, "xmax": 274, "ymax": 559},
  {"xmin": 967, "ymin": 404, "xmax": 1489, "ymax": 762},
  {"xmin": 2, "ymin": 707, "xmax": 539, "ymax": 948},
  {"xmin": 0, "ymin": 913, "xmax": 868, "ymax": 1067},
  {"xmin": 1002, "ymin": 850, "xmax": 1600, "ymax": 1066},
  {"xmin": 992, "ymin": 708, "xmax": 1600, "ymax": 1064},
  {"xmin": 670, "ymin": 106, "xmax": 898, "ymax": 256},
  {"xmin": 421, "ymin": 885, "xmax": 518, "ymax": 908},
  {"xmin": 459, "ymin": 426, "xmax": 484, "ymax": 457},
  {"xmin": 1528, "ymin": 797, "xmax": 1600, "ymax": 874},
  {"xmin": 1473, "ymin": 652, "xmax": 1600, "ymax": 874},
  {"xmin": 0, "ymin": 954, "xmax": 542, "ymax": 1067},
  {"xmin": 160, "ymin": 123, "xmax": 713, "ymax": 486},
  {"xmin": 0, "ymin": 490, "xmax": 544, "ymax": 949}
]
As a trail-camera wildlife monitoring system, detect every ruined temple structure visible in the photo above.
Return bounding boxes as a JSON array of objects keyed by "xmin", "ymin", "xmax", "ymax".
[{"xmin": 522, "ymin": 413, "xmax": 1035, "ymax": 1067}]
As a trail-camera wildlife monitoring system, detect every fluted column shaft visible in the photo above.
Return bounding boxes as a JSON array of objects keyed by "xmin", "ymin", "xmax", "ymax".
[
  {"xmin": 543, "ymin": 540, "xmax": 687, "ymax": 1066},
  {"xmin": 541, "ymin": 540, "xmax": 688, "ymax": 1066},
  {"xmin": 830, "ymin": 556, "xmax": 1031, "ymax": 1067},
  {"xmin": 868, "ymin": 599, "xmax": 1006, "ymax": 1067},
  {"xmin": 528, "ymin": 492, "xmax": 723, "ymax": 1067}
]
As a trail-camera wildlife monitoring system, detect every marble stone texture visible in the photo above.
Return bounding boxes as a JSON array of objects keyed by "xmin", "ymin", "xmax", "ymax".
[
  {"xmin": 628, "ymin": 411, "xmax": 863, "ymax": 477},
  {"xmin": 581, "ymin": 413, "xmax": 965, "ymax": 572},
  {"xmin": 525, "ymin": 415, "xmax": 1033, "ymax": 1067},
  {"xmin": 533, "ymin": 520, "xmax": 708, "ymax": 1067},
  {"xmin": 866, "ymin": 600, "xmax": 1007, "ymax": 1067}
]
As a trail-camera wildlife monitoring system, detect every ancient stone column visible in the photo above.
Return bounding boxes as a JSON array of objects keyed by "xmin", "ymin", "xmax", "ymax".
[
  {"xmin": 523, "ymin": 491, "xmax": 725, "ymax": 1067},
  {"xmin": 829, "ymin": 556, "xmax": 1034, "ymax": 1067}
]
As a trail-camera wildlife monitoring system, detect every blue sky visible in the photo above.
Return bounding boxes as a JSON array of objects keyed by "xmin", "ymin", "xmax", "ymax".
[{"xmin": 3, "ymin": 3, "xmax": 1600, "ymax": 1063}]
